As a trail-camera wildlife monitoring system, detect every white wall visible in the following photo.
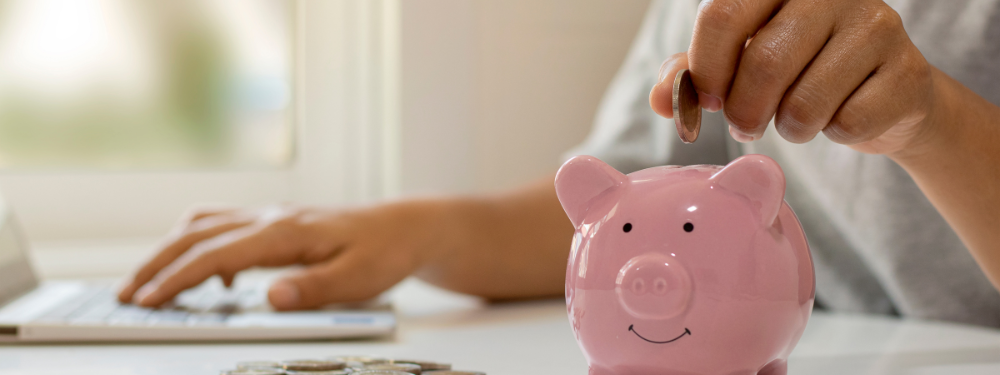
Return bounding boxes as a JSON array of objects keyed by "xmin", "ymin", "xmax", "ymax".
[
  {"xmin": 400, "ymin": 0, "xmax": 652, "ymax": 195},
  {"xmin": 8, "ymin": 0, "xmax": 652, "ymax": 242}
]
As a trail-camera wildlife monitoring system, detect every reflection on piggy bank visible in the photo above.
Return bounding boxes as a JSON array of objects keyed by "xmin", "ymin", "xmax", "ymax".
[{"xmin": 555, "ymin": 154, "xmax": 814, "ymax": 375}]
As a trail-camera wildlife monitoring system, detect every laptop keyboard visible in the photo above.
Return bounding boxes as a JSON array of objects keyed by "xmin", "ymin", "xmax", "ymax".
[{"xmin": 32, "ymin": 281, "xmax": 268, "ymax": 326}]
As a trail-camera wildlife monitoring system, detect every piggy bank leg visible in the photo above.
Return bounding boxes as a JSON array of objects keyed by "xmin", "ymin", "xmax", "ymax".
[
  {"xmin": 588, "ymin": 366, "xmax": 613, "ymax": 375},
  {"xmin": 757, "ymin": 359, "xmax": 787, "ymax": 375}
]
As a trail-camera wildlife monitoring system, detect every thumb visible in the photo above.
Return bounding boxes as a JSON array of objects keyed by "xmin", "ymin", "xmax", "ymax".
[
  {"xmin": 649, "ymin": 51, "xmax": 691, "ymax": 119},
  {"xmin": 267, "ymin": 250, "xmax": 408, "ymax": 310}
]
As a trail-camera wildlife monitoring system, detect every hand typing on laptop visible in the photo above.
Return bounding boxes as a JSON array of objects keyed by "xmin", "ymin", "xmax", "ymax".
[{"xmin": 117, "ymin": 180, "xmax": 574, "ymax": 310}]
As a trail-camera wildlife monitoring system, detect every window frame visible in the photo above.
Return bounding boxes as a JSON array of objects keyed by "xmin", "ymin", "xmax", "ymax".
[{"xmin": 0, "ymin": 0, "xmax": 401, "ymax": 241}]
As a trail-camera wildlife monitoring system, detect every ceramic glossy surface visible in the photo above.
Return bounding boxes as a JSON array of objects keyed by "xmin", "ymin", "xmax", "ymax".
[{"xmin": 555, "ymin": 154, "xmax": 815, "ymax": 375}]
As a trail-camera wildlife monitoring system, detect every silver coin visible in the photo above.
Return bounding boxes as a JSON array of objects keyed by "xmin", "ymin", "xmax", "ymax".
[
  {"xmin": 282, "ymin": 359, "xmax": 347, "ymax": 372},
  {"xmin": 352, "ymin": 371, "xmax": 415, "ymax": 375},
  {"xmin": 363, "ymin": 363, "xmax": 421, "ymax": 375},
  {"xmin": 237, "ymin": 361, "xmax": 283, "ymax": 371},
  {"xmin": 424, "ymin": 372, "xmax": 485, "ymax": 375},
  {"xmin": 285, "ymin": 371, "xmax": 350, "ymax": 375},
  {"xmin": 672, "ymin": 68, "xmax": 702, "ymax": 144},
  {"xmin": 221, "ymin": 370, "xmax": 285, "ymax": 375},
  {"xmin": 333, "ymin": 355, "xmax": 390, "ymax": 368},
  {"xmin": 390, "ymin": 360, "xmax": 451, "ymax": 371}
]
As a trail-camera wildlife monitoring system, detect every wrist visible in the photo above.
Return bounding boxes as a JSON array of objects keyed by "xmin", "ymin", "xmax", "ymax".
[
  {"xmin": 384, "ymin": 198, "xmax": 473, "ymax": 261},
  {"xmin": 406, "ymin": 195, "xmax": 502, "ymax": 289},
  {"xmin": 385, "ymin": 196, "xmax": 503, "ymax": 268},
  {"xmin": 887, "ymin": 67, "xmax": 954, "ymax": 166}
]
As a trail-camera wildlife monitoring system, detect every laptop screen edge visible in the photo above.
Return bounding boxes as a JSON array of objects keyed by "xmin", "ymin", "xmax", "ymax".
[{"xmin": 0, "ymin": 207, "xmax": 39, "ymax": 307}]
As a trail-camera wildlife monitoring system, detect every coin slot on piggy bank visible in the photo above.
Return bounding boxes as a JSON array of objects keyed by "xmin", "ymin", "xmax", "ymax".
[{"xmin": 555, "ymin": 154, "xmax": 815, "ymax": 375}]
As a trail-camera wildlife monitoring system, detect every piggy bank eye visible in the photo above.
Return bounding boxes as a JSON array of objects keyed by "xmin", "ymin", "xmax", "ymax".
[
  {"xmin": 683, "ymin": 222, "xmax": 694, "ymax": 232},
  {"xmin": 623, "ymin": 223, "xmax": 632, "ymax": 233}
]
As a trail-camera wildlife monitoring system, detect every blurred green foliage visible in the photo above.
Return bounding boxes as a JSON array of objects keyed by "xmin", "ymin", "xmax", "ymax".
[{"xmin": 0, "ymin": 0, "xmax": 291, "ymax": 169}]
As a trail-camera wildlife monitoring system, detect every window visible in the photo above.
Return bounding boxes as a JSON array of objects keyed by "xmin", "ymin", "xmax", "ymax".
[
  {"xmin": 0, "ymin": 0, "xmax": 294, "ymax": 169},
  {"xmin": 0, "ymin": 0, "xmax": 400, "ymax": 240}
]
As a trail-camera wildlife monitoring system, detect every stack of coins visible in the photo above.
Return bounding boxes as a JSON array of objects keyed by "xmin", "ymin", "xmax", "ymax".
[
  {"xmin": 389, "ymin": 360, "xmax": 451, "ymax": 372},
  {"xmin": 359, "ymin": 363, "xmax": 422, "ymax": 375},
  {"xmin": 220, "ymin": 356, "xmax": 485, "ymax": 375},
  {"xmin": 331, "ymin": 356, "xmax": 390, "ymax": 368},
  {"xmin": 283, "ymin": 359, "xmax": 349, "ymax": 374}
]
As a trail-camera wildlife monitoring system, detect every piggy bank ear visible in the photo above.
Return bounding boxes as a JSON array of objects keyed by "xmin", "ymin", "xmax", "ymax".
[
  {"xmin": 555, "ymin": 156, "xmax": 628, "ymax": 227},
  {"xmin": 710, "ymin": 154, "xmax": 786, "ymax": 226}
]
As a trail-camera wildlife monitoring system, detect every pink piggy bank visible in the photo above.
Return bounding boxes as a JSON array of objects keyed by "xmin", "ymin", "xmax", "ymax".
[{"xmin": 555, "ymin": 154, "xmax": 814, "ymax": 375}]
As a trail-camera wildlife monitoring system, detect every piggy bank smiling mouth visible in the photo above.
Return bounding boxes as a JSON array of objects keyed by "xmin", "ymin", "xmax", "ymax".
[{"xmin": 628, "ymin": 324, "xmax": 691, "ymax": 344}]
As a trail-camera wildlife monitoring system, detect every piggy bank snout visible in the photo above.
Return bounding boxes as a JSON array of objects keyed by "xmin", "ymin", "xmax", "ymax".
[{"xmin": 615, "ymin": 253, "xmax": 692, "ymax": 320}]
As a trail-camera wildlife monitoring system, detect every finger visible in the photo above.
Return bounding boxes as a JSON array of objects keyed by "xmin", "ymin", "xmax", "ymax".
[
  {"xmin": 133, "ymin": 222, "xmax": 305, "ymax": 307},
  {"xmin": 268, "ymin": 247, "xmax": 413, "ymax": 310},
  {"xmin": 186, "ymin": 206, "xmax": 240, "ymax": 223},
  {"xmin": 138, "ymin": 222, "xmax": 296, "ymax": 307},
  {"xmin": 688, "ymin": 0, "xmax": 785, "ymax": 112},
  {"xmin": 775, "ymin": 4, "xmax": 909, "ymax": 144},
  {"xmin": 824, "ymin": 53, "xmax": 931, "ymax": 147},
  {"xmin": 221, "ymin": 274, "xmax": 235, "ymax": 288},
  {"xmin": 135, "ymin": 207, "xmax": 360, "ymax": 307},
  {"xmin": 724, "ymin": 0, "xmax": 836, "ymax": 141},
  {"xmin": 163, "ymin": 206, "xmax": 241, "ymax": 238},
  {"xmin": 117, "ymin": 214, "xmax": 254, "ymax": 303},
  {"xmin": 772, "ymin": 35, "xmax": 885, "ymax": 143},
  {"xmin": 649, "ymin": 52, "xmax": 690, "ymax": 118}
]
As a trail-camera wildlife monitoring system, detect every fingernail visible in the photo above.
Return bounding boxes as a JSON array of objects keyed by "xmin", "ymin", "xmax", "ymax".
[
  {"xmin": 117, "ymin": 289, "xmax": 134, "ymax": 303},
  {"xmin": 135, "ymin": 285, "xmax": 159, "ymax": 306},
  {"xmin": 729, "ymin": 125, "xmax": 756, "ymax": 143},
  {"xmin": 698, "ymin": 92, "xmax": 722, "ymax": 112},
  {"xmin": 269, "ymin": 280, "xmax": 301, "ymax": 310},
  {"xmin": 657, "ymin": 59, "xmax": 673, "ymax": 83}
]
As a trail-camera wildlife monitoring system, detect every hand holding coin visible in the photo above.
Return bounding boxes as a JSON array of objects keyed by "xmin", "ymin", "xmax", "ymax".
[
  {"xmin": 650, "ymin": 54, "xmax": 705, "ymax": 144},
  {"xmin": 649, "ymin": 0, "xmax": 936, "ymax": 155}
]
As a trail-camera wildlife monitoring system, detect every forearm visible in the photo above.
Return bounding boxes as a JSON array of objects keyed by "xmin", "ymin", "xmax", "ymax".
[
  {"xmin": 415, "ymin": 175, "xmax": 574, "ymax": 300},
  {"xmin": 890, "ymin": 67, "xmax": 1000, "ymax": 289}
]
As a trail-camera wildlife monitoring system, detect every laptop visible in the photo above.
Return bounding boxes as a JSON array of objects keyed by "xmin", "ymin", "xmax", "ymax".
[{"xmin": 0, "ymin": 201, "xmax": 395, "ymax": 343}]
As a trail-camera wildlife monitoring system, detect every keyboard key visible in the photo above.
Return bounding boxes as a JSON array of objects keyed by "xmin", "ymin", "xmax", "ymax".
[
  {"xmin": 69, "ymin": 300, "xmax": 119, "ymax": 325},
  {"xmin": 34, "ymin": 287, "xmax": 105, "ymax": 323}
]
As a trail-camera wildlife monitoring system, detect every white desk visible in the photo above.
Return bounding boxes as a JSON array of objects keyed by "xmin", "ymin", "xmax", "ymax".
[{"xmin": 4, "ymin": 242, "xmax": 1000, "ymax": 375}]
